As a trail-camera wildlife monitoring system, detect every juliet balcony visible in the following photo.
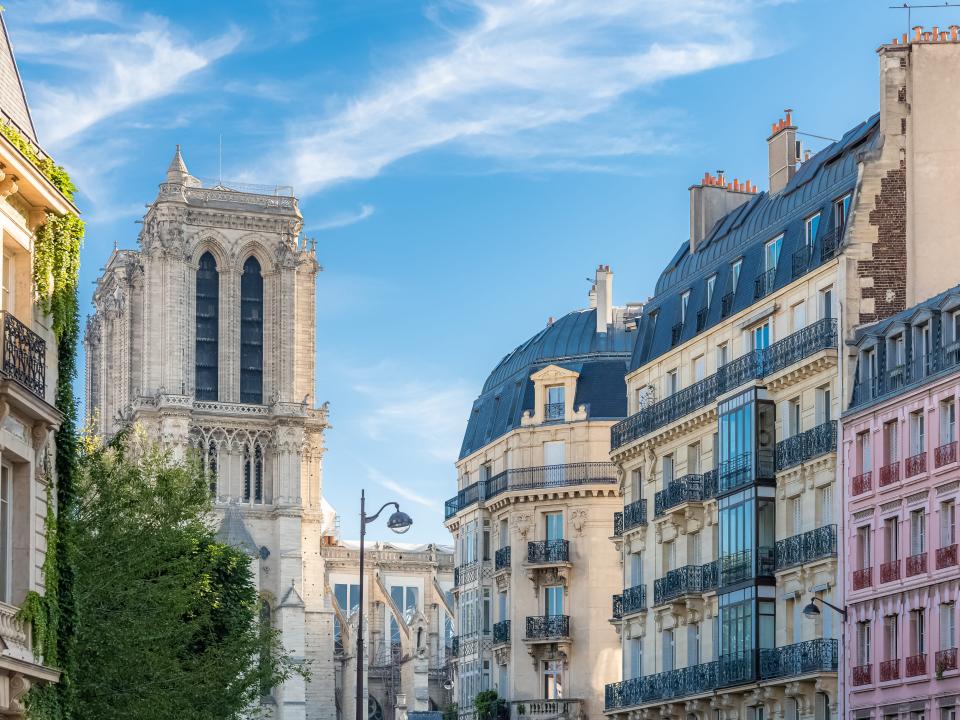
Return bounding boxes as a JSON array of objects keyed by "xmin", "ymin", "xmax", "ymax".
[
  {"xmin": 775, "ymin": 525, "xmax": 837, "ymax": 572},
  {"xmin": 654, "ymin": 471, "xmax": 718, "ymax": 518},
  {"xmin": 623, "ymin": 499, "xmax": 648, "ymax": 533},
  {"xmin": 495, "ymin": 546, "xmax": 511, "ymax": 572},
  {"xmin": 1, "ymin": 310, "xmax": 46, "ymax": 402},
  {"xmin": 492, "ymin": 619, "xmax": 510, "ymax": 646},
  {"xmin": 620, "ymin": 584, "xmax": 647, "ymax": 617},
  {"xmin": 775, "ymin": 421, "xmax": 837, "ymax": 472},
  {"xmin": 527, "ymin": 539, "xmax": 569, "ymax": 565},
  {"xmin": 525, "ymin": 615, "xmax": 569, "ymax": 641},
  {"xmin": 653, "ymin": 561, "xmax": 718, "ymax": 606},
  {"xmin": 611, "ymin": 319, "xmax": 838, "ymax": 451}
]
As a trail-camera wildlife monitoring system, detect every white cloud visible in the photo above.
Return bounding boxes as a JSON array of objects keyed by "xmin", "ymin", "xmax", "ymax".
[
  {"xmin": 365, "ymin": 466, "xmax": 439, "ymax": 510},
  {"xmin": 311, "ymin": 204, "xmax": 376, "ymax": 232},
  {"xmin": 12, "ymin": 14, "xmax": 242, "ymax": 147},
  {"xmin": 16, "ymin": 0, "xmax": 119, "ymax": 24},
  {"xmin": 289, "ymin": 0, "xmax": 763, "ymax": 192}
]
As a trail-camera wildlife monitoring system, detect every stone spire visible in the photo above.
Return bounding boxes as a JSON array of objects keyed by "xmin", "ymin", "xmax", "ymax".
[{"xmin": 165, "ymin": 144, "xmax": 190, "ymax": 184}]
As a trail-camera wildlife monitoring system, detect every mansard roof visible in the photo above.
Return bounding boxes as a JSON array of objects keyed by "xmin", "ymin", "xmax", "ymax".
[
  {"xmin": 629, "ymin": 113, "xmax": 881, "ymax": 373},
  {"xmin": 853, "ymin": 283, "xmax": 960, "ymax": 346},
  {"xmin": 459, "ymin": 307, "xmax": 636, "ymax": 459},
  {"xmin": 0, "ymin": 14, "xmax": 36, "ymax": 144}
]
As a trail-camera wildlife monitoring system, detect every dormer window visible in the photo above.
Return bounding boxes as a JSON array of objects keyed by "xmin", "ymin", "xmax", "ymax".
[
  {"xmin": 706, "ymin": 275, "xmax": 717, "ymax": 308},
  {"xmin": 731, "ymin": 259, "xmax": 742, "ymax": 293},
  {"xmin": 545, "ymin": 386, "xmax": 565, "ymax": 421},
  {"xmin": 834, "ymin": 194, "xmax": 852, "ymax": 236},
  {"xmin": 680, "ymin": 290, "xmax": 691, "ymax": 325},
  {"xmin": 914, "ymin": 322, "xmax": 932, "ymax": 371},
  {"xmin": 861, "ymin": 347, "xmax": 877, "ymax": 385},
  {"xmin": 805, "ymin": 213, "xmax": 820, "ymax": 247},
  {"xmin": 765, "ymin": 236, "xmax": 782, "ymax": 272},
  {"xmin": 888, "ymin": 333, "xmax": 905, "ymax": 371}
]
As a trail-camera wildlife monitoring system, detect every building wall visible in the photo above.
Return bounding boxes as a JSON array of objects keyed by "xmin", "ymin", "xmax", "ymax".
[{"xmin": 843, "ymin": 370, "xmax": 960, "ymax": 716}]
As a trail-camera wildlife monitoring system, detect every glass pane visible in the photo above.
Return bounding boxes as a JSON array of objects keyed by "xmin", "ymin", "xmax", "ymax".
[
  {"xmin": 240, "ymin": 256, "xmax": 264, "ymax": 403},
  {"xmin": 195, "ymin": 252, "xmax": 219, "ymax": 401}
]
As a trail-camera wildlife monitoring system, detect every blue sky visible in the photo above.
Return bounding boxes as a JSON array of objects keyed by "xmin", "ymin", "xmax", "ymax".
[{"xmin": 5, "ymin": 0, "xmax": 926, "ymax": 542}]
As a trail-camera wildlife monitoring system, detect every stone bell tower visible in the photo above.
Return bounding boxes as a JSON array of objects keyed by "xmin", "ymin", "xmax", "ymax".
[{"xmin": 85, "ymin": 148, "xmax": 337, "ymax": 720}]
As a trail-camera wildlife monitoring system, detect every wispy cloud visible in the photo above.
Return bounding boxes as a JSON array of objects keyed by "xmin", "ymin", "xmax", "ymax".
[
  {"xmin": 289, "ymin": 0, "xmax": 763, "ymax": 192},
  {"xmin": 365, "ymin": 466, "xmax": 439, "ymax": 510},
  {"xmin": 11, "ymin": 11, "xmax": 242, "ymax": 147},
  {"xmin": 311, "ymin": 204, "xmax": 376, "ymax": 231}
]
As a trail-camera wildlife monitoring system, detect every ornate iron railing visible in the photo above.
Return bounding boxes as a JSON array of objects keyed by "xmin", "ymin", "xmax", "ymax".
[
  {"xmin": 444, "ymin": 462, "xmax": 617, "ymax": 518},
  {"xmin": 701, "ymin": 559, "xmax": 719, "ymax": 591},
  {"xmin": 906, "ymin": 552, "xmax": 927, "ymax": 577},
  {"xmin": 759, "ymin": 639, "xmax": 838, "ymax": 680},
  {"xmin": 852, "ymin": 664, "xmax": 871, "ymax": 686},
  {"xmin": 493, "ymin": 620, "xmax": 510, "ymax": 645},
  {"xmin": 527, "ymin": 539, "xmax": 569, "ymax": 564},
  {"xmin": 525, "ymin": 615, "xmax": 569, "ymax": 640},
  {"xmin": 718, "ymin": 452, "xmax": 754, "ymax": 494},
  {"xmin": 604, "ymin": 660, "xmax": 719, "ymax": 710},
  {"xmin": 754, "ymin": 268, "xmax": 777, "ymax": 299},
  {"xmin": 623, "ymin": 499, "xmax": 647, "ymax": 531},
  {"xmin": 671, "ymin": 322, "xmax": 684, "ymax": 346},
  {"xmin": 764, "ymin": 318, "xmax": 838, "ymax": 376},
  {"xmin": 544, "ymin": 402, "xmax": 564, "ymax": 421},
  {"xmin": 611, "ymin": 594, "xmax": 623, "ymax": 620},
  {"xmin": 495, "ymin": 546, "xmax": 511, "ymax": 571},
  {"xmin": 880, "ymin": 658, "xmax": 900, "ymax": 681},
  {"xmin": 906, "ymin": 451, "xmax": 927, "ymax": 478},
  {"xmin": 775, "ymin": 524, "xmax": 837, "ymax": 571},
  {"xmin": 696, "ymin": 307, "xmax": 709, "ymax": 332},
  {"xmin": 613, "ymin": 511, "xmax": 624, "ymax": 537},
  {"xmin": 879, "ymin": 461, "xmax": 899, "ymax": 487},
  {"xmin": 880, "ymin": 559, "xmax": 900, "ymax": 583},
  {"xmin": 775, "ymin": 421, "xmax": 836, "ymax": 471},
  {"xmin": 937, "ymin": 441, "xmax": 958, "ymax": 468},
  {"xmin": 718, "ymin": 650, "xmax": 757, "ymax": 686},
  {"xmin": 820, "ymin": 227, "xmax": 839, "ymax": 262},
  {"xmin": 852, "ymin": 470, "xmax": 873, "ymax": 495},
  {"xmin": 906, "ymin": 653, "xmax": 927, "ymax": 677},
  {"xmin": 721, "ymin": 292, "xmax": 735, "ymax": 318},
  {"xmin": 621, "ymin": 584, "xmax": 647, "ymax": 616},
  {"xmin": 654, "ymin": 564, "xmax": 713, "ymax": 605},
  {"xmin": 851, "ymin": 342, "xmax": 960, "ymax": 408},
  {"xmin": 654, "ymin": 474, "xmax": 716, "ymax": 516},
  {"xmin": 1, "ymin": 311, "xmax": 46, "ymax": 400},
  {"xmin": 792, "ymin": 244, "xmax": 814, "ymax": 278},
  {"xmin": 718, "ymin": 548, "xmax": 774, "ymax": 587},
  {"xmin": 852, "ymin": 567, "xmax": 872, "ymax": 590},
  {"xmin": 937, "ymin": 544, "xmax": 958, "ymax": 569},
  {"xmin": 937, "ymin": 648, "xmax": 958, "ymax": 673}
]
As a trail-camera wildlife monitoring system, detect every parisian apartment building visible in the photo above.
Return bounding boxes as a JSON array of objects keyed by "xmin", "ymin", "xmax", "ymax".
[
  {"xmin": 0, "ymin": 14, "xmax": 77, "ymax": 716},
  {"xmin": 444, "ymin": 266, "xmax": 638, "ymax": 719}
]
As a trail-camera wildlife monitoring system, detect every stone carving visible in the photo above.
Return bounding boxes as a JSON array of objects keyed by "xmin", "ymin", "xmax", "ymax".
[
  {"xmin": 511, "ymin": 512, "xmax": 532, "ymax": 539},
  {"xmin": 570, "ymin": 508, "xmax": 588, "ymax": 536}
]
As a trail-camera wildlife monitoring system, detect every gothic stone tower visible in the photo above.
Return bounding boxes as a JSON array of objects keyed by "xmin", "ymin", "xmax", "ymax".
[{"xmin": 85, "ymin": 148, "xmax": 335, "ymax": 720}]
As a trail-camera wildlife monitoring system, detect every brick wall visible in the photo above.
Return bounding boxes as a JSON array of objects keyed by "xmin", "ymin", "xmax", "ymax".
[{"xmin": 858, "ymin": 160, "xmax": 907, "ymax": 324}]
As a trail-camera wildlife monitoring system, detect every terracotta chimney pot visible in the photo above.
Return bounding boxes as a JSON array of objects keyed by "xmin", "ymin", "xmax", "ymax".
[
  {"xmin": 785, "ymin": 111, "xmax": 792, "ymax": 126},
  {"xmin": 914, "ymin": 25, "xmax": 923, "ymax": 41},
  {"xmin": 951, "ymin": 25, "xmax": 958, "ymax": 41},
  {"xmin": 903, "ymin": 33, "xmax": 909, "ymax": 44}
]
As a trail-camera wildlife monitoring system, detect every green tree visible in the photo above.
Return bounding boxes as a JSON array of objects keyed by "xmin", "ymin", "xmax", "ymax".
[
  {"xmin": 474, "ymin": 690, "xmax": 505, "ymax": 720},
  {"xmin": 65, "ymin": 431, "xmax": 304, "ymax": 720}
]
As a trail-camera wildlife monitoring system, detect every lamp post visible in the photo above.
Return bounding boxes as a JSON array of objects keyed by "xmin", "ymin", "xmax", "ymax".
[
  {"xmin": 356, "ymin": 489, "xmax": 413, "ymax": 720},
  {"xmin": 803, "ymin": 597, "xmax": 847, "ymax": 720}
]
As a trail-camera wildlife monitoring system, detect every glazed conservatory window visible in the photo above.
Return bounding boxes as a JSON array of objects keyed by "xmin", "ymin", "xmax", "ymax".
[
  {"xmin": 195, "ymin": 252, "xmax": 219, "ymax": 401},
  {"xmin": 240, "ymin": 256, "xmax": 264, "ymax": 404}
]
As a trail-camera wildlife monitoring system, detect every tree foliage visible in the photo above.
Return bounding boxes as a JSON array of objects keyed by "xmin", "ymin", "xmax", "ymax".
[
  {"xmin": 473, "ymin": 690, "xmax": 506, "ymax": 720},
  {"xmin": 62, "ymin": 431, "xmax": 304, "ymax": 720}
]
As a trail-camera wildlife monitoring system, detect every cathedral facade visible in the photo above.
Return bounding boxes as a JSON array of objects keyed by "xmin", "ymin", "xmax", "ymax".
[{"xmin": 85, "ymin": 149, "xmax": 336, "ymax": 719}]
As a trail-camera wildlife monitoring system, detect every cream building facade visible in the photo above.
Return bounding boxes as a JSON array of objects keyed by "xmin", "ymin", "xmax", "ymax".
[
  {"xmin": 0, "ymin": 14, "xmax": 75, "ymax": 716},
  {"xmin": 445, "ymin": 267, "xmax": 636, "ymax": 719}
]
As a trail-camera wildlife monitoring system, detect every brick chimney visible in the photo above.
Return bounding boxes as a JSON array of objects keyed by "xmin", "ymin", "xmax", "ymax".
[
  {"xmin": 689, "ymin": 171, "xmax": 756, "ymax": 253},
  {"xmin": 768, "ymin": 110, "xmax": 799, "ymax": 194},
  {"xmin": 593, "ymin": 265, "xmax": 613, "ymax": 333}
]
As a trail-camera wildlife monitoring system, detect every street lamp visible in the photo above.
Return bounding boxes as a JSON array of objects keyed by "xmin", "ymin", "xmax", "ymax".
[
  {"xmin": 803, "ymin": 596, "xmax": 847, "ymax": 720},
  {"xmin": 803, "ymin": 596, "xmax": 847, "ymax": 621},
  {"xmin": 356, "ymin": 489, "xmax": 413, "ymax": 720}
]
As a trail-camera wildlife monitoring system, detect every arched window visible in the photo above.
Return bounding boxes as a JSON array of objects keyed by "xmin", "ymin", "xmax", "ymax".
[
  {"xmin": 240, "ymin": 256, "xmax": 263, "ymax": 404},
  {"xmin": 243, "ymin": 441, "xmax": 264, "ymax": 504},
  {"xmin": 206, "ymin": 441, "xmax": 218, "ymax": 498},
  {"xmin": 195, "ymin": 252, "xmax": 219, "ymax": 400}
]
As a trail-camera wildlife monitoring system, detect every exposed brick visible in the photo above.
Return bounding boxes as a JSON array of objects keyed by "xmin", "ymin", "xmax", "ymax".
[{"xmin": 858, "ymin": 162, "xmax": 907, "ymax": 324}]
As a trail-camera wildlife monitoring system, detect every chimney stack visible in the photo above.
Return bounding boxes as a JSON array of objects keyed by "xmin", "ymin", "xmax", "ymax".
[
  {"xmin": 594, "ymin": 265, "xmax": 613, "ymax": 333},
  {"xmin": 768, "ymin": 109, "xmax": 799, "ymax": 194},
  {"xmin": 689, "ymin": 172, "xmax": 756, "ymax": 254}
]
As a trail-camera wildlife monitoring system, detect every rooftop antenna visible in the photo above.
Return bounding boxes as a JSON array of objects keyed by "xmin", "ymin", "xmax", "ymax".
[
  {"xmin": 889, "ymin": 3, "xmax": 960, "ymax": 35},
  {"xmin": 218, "ymin": 133, "xmax": 222, "ymax": 186}
]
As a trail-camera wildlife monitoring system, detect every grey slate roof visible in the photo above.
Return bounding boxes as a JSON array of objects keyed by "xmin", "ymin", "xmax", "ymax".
[
  {"xmin": 0, "ymin": 14, "xmax": 37, "ymax": 143},
  {"xmin": 459, "ymin": 307, "xmax": 636, "ymax": 459},
  {"xmin": 215, "ymin": 506, "xmax": 259, "ymax": 556},
  {"xmin": 852, "ymin": 282, "xmax": 960, "ymax": 344},
  {"xmin": 629, "ymin": 114, "xmax": 881, "ymax": 372}
]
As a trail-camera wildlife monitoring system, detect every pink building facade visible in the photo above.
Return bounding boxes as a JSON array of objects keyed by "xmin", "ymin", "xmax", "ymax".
[{"xmin": 843, "ymin": 286, "xmax": 960, "ymax": 720}]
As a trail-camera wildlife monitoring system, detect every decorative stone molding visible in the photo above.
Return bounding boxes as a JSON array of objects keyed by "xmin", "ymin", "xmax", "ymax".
[
  {"xmin": 493, "ymin": 645, "xmax": 510, "ymax": 666},
  {"xmin": 512, "ymin": 513, "xmax": 532, "ymax": 539},
  {"xmin": 570, "ymin": 509, "xmax": 588, "ymax": 537}
]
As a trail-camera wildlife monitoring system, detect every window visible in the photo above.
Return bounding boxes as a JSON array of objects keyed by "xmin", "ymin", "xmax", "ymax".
[
  {"xmin": 498, "ymin": 590, "xmax": 507, "ymax": 621},
  {"xmin": 544, "ymin": 586, "xmax": 563, "ymax": 616},
  {"xmin": 862, "ymin": 348, "xmax": 878, "ymax": 384},
  {"xmin": 885, "ymin": 420, "xmax": 899, "ymax": 463},
  {"xmin": 543, "ymin": 440, "xmax": 565, "ymax": 469},
  {"xmin": 543, "ymin": 660, "xmax": 563, "ymax": 699},
  {"xmin": 717, "ymin": 342, "xmax": 729, "ymax": 368},
  {"xmin": 789, "ymin": 497, "xmax": 802, "ymax": 534},
  {"xmin": 0, "ymin": 249, "xmax": 13, "ymax": 312},
  {"xmin": 482, "ymin": 588, "xmax": 491, "ymax": 632},
  {"xmin": 706, "ymin": 275, "xmax": 717, "ymax": 308},
  {"xmin": 499, "ymin": 518, "xmax": 509, "ymax": 549},
  {"xmin": 545, "ymin": 385, "xmax": 565, "ymax": 420},
  {"xmin": 890, "ymin": 333, "xmax": 906, "ymax": 369},
  {"xmin": 910, "ymin": 608, "xmax": 926, "ymax": 657},
  {"xmin": 834, "ymin": 194, "xmax": 852, "ymax": 236},
  {"xmin": 667, "ymin": 369, "xmax": 679, "ymax": 396},
  {"xmin": 910, "ymin": 509, "xmax": 926, "ymax": 555},
  {"xmin": 240, "ymin": 256, "xmax": 264, "ymax": 404},
  {"xmin": 910, "ymin": 411, "xmax": 926, "ymax": 456},
  {"xmin": 858, "ymin": 431, "xmax": 873, "ymax": 472},
  {"xmin": 687, "ymin": 442, "xmax": 701, "ymax": 475},
  {"xmin": 243, "ymin": 442, "xmax": 264, "ymax": 503},
  {"xmin": 805, "ymin": 213, "xmax": 821, "ymax": 247},
  {"xmin": 752, "ymin": 321, "xmax": 771, "ymax": 351},
  {"xmin": 765, "ymin": 236, "xmax": 783, "ymax": 272},
  {"xmin": 629, "ymin": 551, "xmax": 643, "ymax": 585},
  {"xmin": 663, "ymin": 628, "xmax": 675, "ymax": 671},
  {"xmin": 545, "ymin": 512, "xmax": 563, "ymax": 541},
  {"xmin": 857, "ymin": 525, "xmax": 872, "ymax": 570},
  {"xmin": 792, "ymin": 302, "xmax": 806, "ymax": 332},
  {"xmin": 916, "ymin": 322, "xmax": 933, "ymax": 369},
  {"xmin": 820, "ymin": 286, "xmax": 834, "ymax": 320},
  {"xmin": 940, "ymin": 602, "xmax": 956, "ymax": 651},
  {"xmin": 630, "ymin": 468, "xmax": 642, "ymax": 499},
  {"xmin": 857, "ymin": 621, "xmax": 872, "ymax": 664},
  {"xmin": 941, "ymin": 500, "xmax": 956, "ymax": 547},
  {"xmin": 390, "ymin": 585, "xmax": 420, "ymax": 646},
  {"xmin": 680, "ymin": 290, "xmax": 691, "ymax": 324},
  {"xmin": 662, "ymin": 454, "xmax": 675, "ymax": 484},
  {"xmin": 664, "ymin": 541, "xmax": 676, "ymax": 572},
  {"xmin": 688, "ymin": 623, "xmax": 701, "ymax": 665},
  {"xmin": 628, "ymin": 637, "xmax": 642, "ymax": 678},
  {"xmin": 884, "ymin": 517, "xmax": 899, "ymax": 562},
  {"xmin": 731, "ymin": 259, "xmax": 742, "ymax": 293},
  {"xmin": 0, "ymin": 463, "xmax": 9, "ymax": 603},
  {"xmin": 818, "ymin": 485, "xmax": 834, "ymax": 525},
  {"xmin": 884, "ymin": 615, "xmax": 899, "ymax": 660},
  {"xmin": 690, "ymin": 532, "xmax": 702, "ymax": 565},
  {"xmin": 333, "ymin": 582, "xmax": 361, "ymax": 647},
  {"xmin": 816, "ymin": 385, "xmax": 832, "ymax": 425},
  {"xmin": 941, "ymin": 399, "xmax": 957, "ymax": 445},
  {"xmin": 693, "ymin": 355, "xmax": 706, "ymax": 382},
  {"xmin": 195, "ymin": 252, "xmax": 219, "ymax": 401},
  {"xmin": 787, "ymin": 398, "xmax": 801, "ymax": 437}
]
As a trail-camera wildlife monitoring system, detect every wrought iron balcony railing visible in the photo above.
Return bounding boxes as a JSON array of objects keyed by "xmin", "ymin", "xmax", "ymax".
[
  {"xmin": 718, "ymin": 650, "xmax": 757, "ymax": 686},
  {"xmin": 852, "ymin": 470, "xmax": 873, "ymax": 496},
  {"xmin": 906, "ymin": 451, "xmax": 927, "ymax": 478},
  {"xmin": 775, "ymin": 524, "xmax": 837, "ymax": 571},
  {"xmin": 852, "ymin": 567, "xmax": 872, "ymax": 590},
  {"xmin": 613, "ymin": 511, "xmax": 624, "ymax": 537},
  {"xmin": 1, "ymin": 311, "xmax": 46, "ymax": 400},
  {"xmin": 654, "ymin": 474, "xmax": 716, "ymax": 517},
  {"xmin": 493, "ymin": 620, "xmax": 510, "ymax": 645},
  {"xmin": 880, "ymin": 658, "xmax": 900, "ymax": 681},
  {"xmin": 444, "ymin": 461, "xmax": 617, "ymax": 518},
  {"xmin": 623, "ymin": 499, "xmax": 647, "ymax": 532},
  {"xmin": 701, "ymin": 559, "xmax": 719, "ymax": 591},
  {"xmin": 937, "ymin": 647, "xmax": 958, "ymax": 673},
  {"xmin": 525, "ymin": 615, "xmax": 569, "ymax": 640},
  {"xmin": 611, "ymin": 319, "xmax": 837, "ymax": 450},
  {"xmin": 759, "ymin": 638, "xmax": 838, "ymax": 680},
  {"xmin": 671, "ymin": 322, "xmax": 684, "ymax": 346},
  {"xmin": 621, "ymin": 584, "xmax": 647, "ymax": 616},
  {"xmin": 851, "ymin": 343, "xmax": 960, "ymax": 408},
  {"xmin": 880, "ymin": 558, "xmax": 900, "ymax": 583},
  {"xmin": 937, "ymin": 441, "xmax": 958, "ymax": 468},
  {"xmin": 821, "ymin": 227, "xmax": 839, "ymax": 262},
  {"xmin": 654, "ymin": 564, "xmax": 717, "ymax": 605},
  {"xmin": 719, "ymin": 548, "xmax": 774, "ymax": 587},
  {"xmin": 604, "ymin": 660, "xmax": 719, "ymax": 710},
  {"xmin": 451, "ymin": 635, "xmax": 460, "ymax": 657},
  {"xmin": 879, "ymin": 461, "xmax": 899, "ymax": 487},
  {"xmin": 611, "ymin": 594, "xmax": 622, "ymax": 620},
  {"xmin": 906, "ymin": 551, "xmax": 927, "ymax": 577},
  {"xmin": 852, "ymin": 664, "xmax": 871, "ymax": 686},
  {"xmin": 937, "ymin": 544, "xmax": 958, "ymax": 569},
  {"xmin": 544, "ymin": 402, "xmax": 564, "ymax": 421},
  {"xmin": 527, "ymin": 539, "xmax": 569, "ymax": 564},
  {"xmin": 754, "ymin": 268, "xmax": 777, "ymax": 299},
  {"xmin": 696, "ymin": 307, "xmax": 709, "ymax": 332},
  {"xmin": 495, "ymin": 546, "xmax": 511, "ymax": 571},
  {"xmin": 775, "ymin": 421, "xmax": 837, "ymax": 471},
  {"xmin": 906, "ymin": 653, "xmax": 927, "ymax": 677},
  {"xmin": 792, "ymin": 244, "xmax": 814, "ymax": 279},
  {"xmin": 720, "ymin": 292, "xmax": 735, "ymax": 318}
]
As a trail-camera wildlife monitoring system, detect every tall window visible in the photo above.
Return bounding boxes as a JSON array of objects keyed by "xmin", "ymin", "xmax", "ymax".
[
  {"xmin": 820, "ymin": 286, "xmax": 833, "ymax": 320},
  {"xmin": 858, "ymin": 431, "xmax": 873, "ymax": 473},
  {"xmin": 240, "ymin": 256, "xmax": 264, "ymax": 404},
  {"xmin": 731, "ymin": 259, "xmax": 742, "ymax": 294},
  {"xmin": 941, "ymin": 500, "xmax": 956, "ymax": 548},
  {"xmin": 243, "ymin": 442, "xmax": 264, "ymax": 503},
  {"xmin": 0, "ymin": 463, "xmax": 9, "ymax": 604},
  {"xmin": 680, "ymin": 290, "xmax": 691, "ymax": 324},
  {"xmin": 706, "ymin": 275, "xmax": 717, "ymax": 308},
  {"xmin": 941, "ymin": 400, "xmax": 957, "ymax": 446},
  {"xmin": 940, "ymin": 602, "xmax": 956, "ymax": 652},
  {"xmin": 543, "ymin": 660, "xmax": 563, "ymax": 699},
  {"xmin": 834, "ymin": 194, "xmax": 852, "ymax": 236},
  {"xmin": 910, "ymin": 509, "xmax": 926, "ymax": 556},
  {"xmin": 765, "ymin": 236, "xmax": 782, "ymax": 272},
  {"xmin": 805, "ymin": 213, "xmax": 820, "ymax": 247},
  {"xmin": 195, "ymin": 252, "xmax": 219, "ymax": 400},
  {"xmin": 910, "ymin": 411, "xmax": 926, "ymax": 456},
  {"xmin": 857, "ymin": 621, "xmax": 872, "ymax": 665}
]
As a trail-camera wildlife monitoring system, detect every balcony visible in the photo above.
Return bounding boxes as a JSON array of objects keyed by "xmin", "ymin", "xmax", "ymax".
[
  {"xmin": 821, "ymin": 227, "xmax": 839, "ymax": 262},
  {"xmin": 544, "ymin": 402, "xmax": 564, "ymax": 422},
  {"xmin": 936, "ymin": 648, "xmax": 958, "ymax": 673},
  {"xmin": 495, "ymin": 546, "xmax": 511, "ymax": 572},
  {"xmin": 720, "ymin": 548, "xmax": 774, "ymax": 587},
  {"xmin": 851, "ymin": 343, "xmax": 960, "ymax": 408},
  {"xmin": 879, "ymin": 461, "xmax": 899, "ymax": 488},
  {"xmin": 721, "ymin": 292, "xmax": 734, "ymax": 318},
  {"xmin": 696, "ymin": 307, "xmax": 709, "ymax": 332},
  {"xmin": 880, "ymin": 559, "xmax": 901, "ymax": 583},
  {"xmin": 507, "ymin": 700, "xmax": 583, "ymax": 719},
  {"xmin": 775, "ymin": 421, "xmax": 837, "ymax": 471},
  {"xmin": 852, "ymin": 567, "xmax": 872, "ymax": 590},
  {"xmin": 671, "ymin": 322, "xmax": 684, "ymax": 346},
  {"xmin": 792, "ymin": 244, "xmax": 814, "ymax": 279},
  {"xmin": 1, "ymin": 311, "xmax": 46, "ymax": 401},
  {"xmin": 759, "ymin": 639, "xmax": 838, "ymax": 680},
  {"xmin": 880, "ymin": 658, "xmax": 900, "ymax": 682},
  {"xmin": 936, "ymin": 441, "xmax": 958, "ymax": 468},
  {"xmin": 527, "ymin": 539, "xmax": 569, "ymax": 564},
  {"xmin": 611, "ymin": 594, "xmax": 622, "ymax": 621},
  {"xmin": 493, "ymin": 619, "xmax": 510, "ymax": 645},
  {"xmin": 852, "ymin": 664, "xmax": 872, "ymax": 687},
  {"xmin": 621, "ymin": 584, "xmax": 647, "ymax": 616},
  {"xmin": 525, "ymin": 615, "xmax": 568, "ymax": 641},
  {"xmin": 654, "ymin": 564, "xmax": 714, "ymax": 605},
  {"xmin": 906, "ymin": 653, "xmax": 927, "ymax": 677},
  {"xmin": 905, "ymin": 451, "xmax": 927, "ymax": 478},
  {"xmin": 775, "ymin": 525, "xmax": 837, "ymax": 571},
  {"xmin": 754, "ymin": 268, "xmax": 776, "ymax": 300},
  {"xmin": 613, "ymin": 511, "xmax": 624, "ymax": 537},
  {"xmin": 623, "ymin": 499, "xmax": 647, "ymax": 532},
  {"xmin": 937, "ymin": 544, "xmax": 958, "ymax": 569},
  {"xmin": 906, "ymin": 551, "xmax": 927, "ymax": 577},
  {"xmin": 604, "ymin": 661, "xmax": 719, "ymax": 710},
  {"xmin": 654, "ymin": 473, "xmax": 716, "ymax": 517},
  {"xmin": 852, "ymin": 470, "xmax": 872, "ymax": 496}
]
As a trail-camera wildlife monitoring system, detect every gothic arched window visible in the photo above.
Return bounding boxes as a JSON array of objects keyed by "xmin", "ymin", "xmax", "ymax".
[
  {"xmin": 240, "ymin": 256, "xmax": 263, "ymax": 404},
  {"xmin": 206, "ymin": 441, "xmax": 218, "ymax": 498},
  {"xmin": 195, "ymin": 252, "xmax": 219, "ymax": 401},
  {"xmin": 243, "ymin": 441, "xmax": 264, "ymax": 504}
]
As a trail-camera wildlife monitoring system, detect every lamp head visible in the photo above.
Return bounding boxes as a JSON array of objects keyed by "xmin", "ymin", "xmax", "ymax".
[
  {"xmin": 387, "ymin": 509, "xmax": 413, "ymax": 534},
  {"xmin": 803, "ymin": 601, "xmax": 821, "ymax": 620}
]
